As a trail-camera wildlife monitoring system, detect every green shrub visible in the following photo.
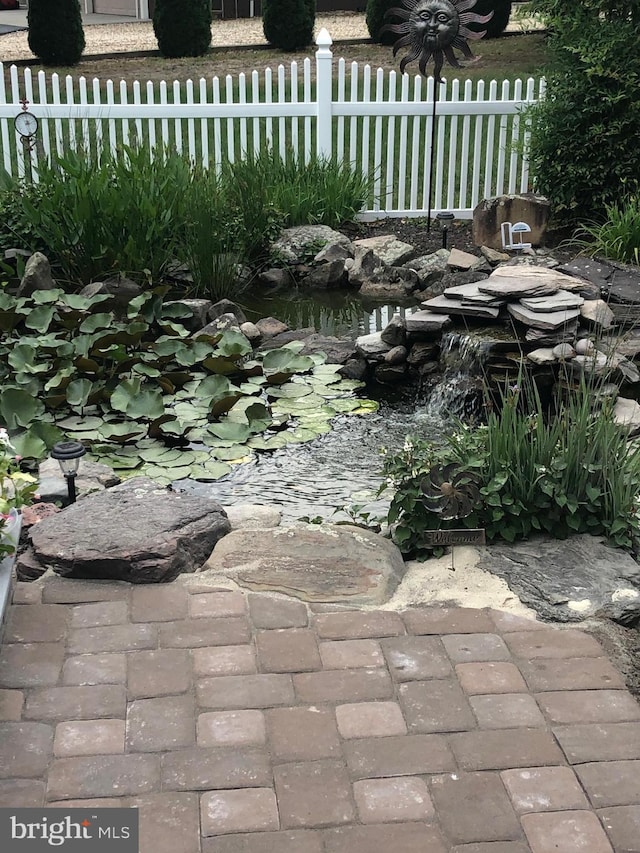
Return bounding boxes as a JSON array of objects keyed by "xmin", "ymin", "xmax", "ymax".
[
  {"xmin": 182, "ymin": 168, "xmax": 247, "ymax": 300},
  {"xmin": 366, "ymin": 0, "xmax": 403, "ymax": 45},
  {"xmin": 11, "ymin": 147, "xmax": 192, "ymax": 285},
  {"xmin": 382, "ymin": 377, "xmax": 640, "ymax": 558},
  {"xmin": 27, "ymin": 0, "xmax": 85, "ymax": 66},
  {"xmin": 470, "ymin": 0, "xmax": 512, "ymax": 38},
  {"xmin": 0, "ymin": 179, "xmax": 51, "ymax": 258},
  {"xmin": 263, "ymin": 0, "xmax": 314, "ymax": 51},
  {"xmin": 579, "ymin": 197, "xmax": 640, "ymax": 266},
  {"xmin": 153, "ymin": 0, "xmax": 211, "ymax": 58},
  {"xmin": 526, "ymin": 0, "xmax": 640, "ymax": 221}
]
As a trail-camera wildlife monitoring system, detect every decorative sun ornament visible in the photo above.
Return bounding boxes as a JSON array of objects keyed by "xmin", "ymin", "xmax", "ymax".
[
  {"xmin": 420, "ymin": 463, "xmax": 481, "ymax": 520},
  {"xmin": 382, "ymin": 0, "xmax": 493, "ymax": 82}
]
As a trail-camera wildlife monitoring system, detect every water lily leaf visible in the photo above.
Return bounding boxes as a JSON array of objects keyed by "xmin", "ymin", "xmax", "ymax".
[
  {"xmin": 79, "ymin": 313, "xmax": 113, "ymax": 333},
  {"xmin": 66, "ymin": 378, "xmax": 95, "ymax": 409},
  {"xmin": 267, "ymin": 383, "xmax": 314, "ymax": 399},
  {"xmin": 262, "ymin": 346, "xmax": 315, "ymax": 384},
  {"xmin": 153, "ymin": 338, "xmax": 185, "ymax": 358},
  {"xmin": 8, "ymin": 431, "xmax": 46, "ymax": 459},
  {"xmin": 45, "ymin": 366, "xmax": 75, "ymax": 391},
  {"xmin": 110, "ymin": 378, "xmax": 141, "ymax": 414},
  {"xmin": 96, "ymin": 453, "xmax": 143, "ymax": 471},
  {"xmin": 140, "ymin": 465, "xmax": 173, "ymax": 485},
  {"xmin": 31, "ymin": 288, "xmax": 65, "ymax": 304},
  {"xmin": 239, "ymin": 360, "xmax": 263, "ymax": 377},
  {"xmin": 215, "ymin": 330, "xmax": 252, "ymax": 359},
  {"xmin": 8, "ymin": 344, "xmax": 49, "ymax": 374},
  {"xmin": 157, "ymin": 464, "xmax": 194, "ymax": 480},
  {"xmin": 174, "ymin": 341, "xmax": 214, "ymax": 367},
  {"xmin": 158, "ymin": 419, "xmax": 189, "ymax": 437},
  {"xmin": 59, "ymin": 293, "xmax": 111, "ymax": 310},
  {"xmin": 351, "ymin": 400, "xmax": 380, "ymax": 414},
  {"xmin": 327, "ymin": 398, "xmax": 361, "ymax": 413},
  {"xmin": 111, "ymin": 380, "xmax": 164, "ymax": 420},
  {"xmin": 0, "ymin": 388, "xmax": 45, "ymax": 429},
  {"xmin": 289, "ymin": 427, "xmax": 321, "ymax": 442},
  {"xmin": 25, "ymin": 305, "xmax": 55, "ymax": 333},
  {"xmin": 329, "ymin": 379, "xmax": 366, "ymax": 392},
  {"xmin": 247, "ymin": 434, "xmax": 289, "ymax": 451},
  {"xmin": 197, "ymin": 460, "xmax": 232, "ymax": 480},
  {"xmin": 162, "ymin": 303, "xmax": 193, "ymax": 320},
  {"xmin": 202, "ymin": 356, "xmax": 242, "ymax": 375},
  {"xmin": 99, "ymin": 421, "xmax": 147, "ymax": 442},
  {"xmin": 133, "ymin": 364, "xmax": 161, "ymax": 378},
  {"xmin": 210, "ymin": 444, "xmax": 250, "ymax": 460},
  {"xmin": 272, "ymin": 395, "xmax": 325, "ymax": 413},
  {"xmin": 138, "ymin": 446, "xmax": 185, "ymax": 464},
  {"xmin": 57, "ymin": 415, "xmax": 103, "ymax": 432},
  {"xmin": 239, "ymin": 382, "xmax": 264, "ymax": 395},
  {"xmin": 245, "ymin": 402, "xmax": 273, "ymax": 432},
  {"xmin": 207, "ymin": 421, "xmax": 253, "ymax": 442}
]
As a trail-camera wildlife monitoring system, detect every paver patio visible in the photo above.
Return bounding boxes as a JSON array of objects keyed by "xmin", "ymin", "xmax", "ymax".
[{"xmin": 1, "ymin": 573, "xmax": 639, "ymax": 852}]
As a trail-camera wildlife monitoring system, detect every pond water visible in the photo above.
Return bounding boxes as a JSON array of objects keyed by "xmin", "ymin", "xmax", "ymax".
[
  {"xmin": 180, "ymin": 381, "xmax": 447, "ymax": 524},
  {"xmin": 174, "ymin": 288, "xmax": 475, "ymax": 521}
]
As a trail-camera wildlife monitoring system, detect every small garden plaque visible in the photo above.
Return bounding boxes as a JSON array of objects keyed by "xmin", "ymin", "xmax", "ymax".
[{"xmin": 424, "ymin": 528, "xmax": 486, "ymax": 547}]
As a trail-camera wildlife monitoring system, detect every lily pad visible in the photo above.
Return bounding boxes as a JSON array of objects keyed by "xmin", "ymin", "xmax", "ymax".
[{"xmin": 267, "ymin": 383, "xmax": 315, "ymax": 399}]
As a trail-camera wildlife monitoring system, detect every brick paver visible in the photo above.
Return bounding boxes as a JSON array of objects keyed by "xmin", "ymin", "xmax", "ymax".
[{"xmin": 0, "ymin": 582, "xmax": 638, "ymax": 851}]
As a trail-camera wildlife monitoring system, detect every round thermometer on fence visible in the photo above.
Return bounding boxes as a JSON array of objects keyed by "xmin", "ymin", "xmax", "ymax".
[{"xmin": 14, "ymin": 110, "xmax": 38, "ymax": 138}]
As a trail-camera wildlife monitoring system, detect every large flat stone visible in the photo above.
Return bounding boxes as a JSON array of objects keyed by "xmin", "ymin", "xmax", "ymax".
[
  {"xmin": 443, "ymin": 282, "xmax": 506, "ymax": 305},
  {"xmin": 422, "ymin": 295, "xmax": 501, "ymax": 319},
  {"xmin": 476, "ymin": 535, "xmax": 640, "ymax": 624},
  {"xmin": 507, "ymin": 303, "xmax": 581, "ymax": 330},
  {"xmin": 29, "ymin": 477, "xmax": 230, "ymax": 583},
  {"xmin": 520, "ymin": 290, "xmax": 584, "ymax": 312},
  {"xmin": 204, "ymin": 524, "xmax": 406, "ymax": 605},
  {"xmin": 352, "ymin": 235, "xmax": 415, "ymax": 267},
  {"xmin": 480, "ymin": 266, "xmax": 587, "ymax": 298},
  {"xmin": 404, "ymin": 310, "xmax": 452, "ymax": 334}
]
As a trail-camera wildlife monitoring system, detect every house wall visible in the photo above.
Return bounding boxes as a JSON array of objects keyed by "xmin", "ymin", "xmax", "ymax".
[{"xmin": 93, "ymin": 0, "xmax": 138, "ymax": 14}]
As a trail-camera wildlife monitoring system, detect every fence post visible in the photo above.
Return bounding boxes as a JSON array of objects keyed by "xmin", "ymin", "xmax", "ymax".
[{"xmin": 315, "ymin": 28, "xmax": 333, "ymax": 160}]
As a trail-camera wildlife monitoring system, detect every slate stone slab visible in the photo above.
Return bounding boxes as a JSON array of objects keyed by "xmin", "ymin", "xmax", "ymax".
[
  {"xmin": 29, "ymin": 478, "xmax": 231, "ymax": 583},
  {"xmin": 404, "ymin": 310, "xmax": 452, "ymax": 333},
  {"xmin": 507, "ymin": 303, "xmax": 581, "ymax": 330},
  {"xmin": 204, "ymin": 524, "xmax": 406, "ymax": 606},
  {"xmin": 477, "ymin": 535, "xmax": 640, "ymax": 624},
  {"xmin": 422, "ymin": 295, "xmax": 501, "ymax": 319},
  {"xmin": 608, "ymin": 269, "xmax": 640, "ymax": 305},
  {"xmin": 520, "ymin": 290, "xmax": 584, "ymax": 313},
  {"xmin": 481, "ymin": 266, "xmax": 588, "ymax": 298},
  {"xmin": 557, "ymin": 257, "xmax": 613, "ymax": 286},
  {"xmin": 443, "ymin": 282, "xmax": 505, "ymax": 306}
]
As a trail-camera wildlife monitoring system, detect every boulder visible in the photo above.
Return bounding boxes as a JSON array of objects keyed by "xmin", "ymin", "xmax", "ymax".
[
  {"xmin": 375, "ymin": 363, "xmax": 407, "ymax": 383},
  {"xmin": 557, "ymin": 257, "xmax": 612, "ymax": 289},
  {"xmin": 613, "ymin": 397, "xmax": 640, "ymax": 436},
  {"xmin": 407, "ymin": 342, "xmax": 440, "ymax": 365},
  {"xmin": 240, "ymin": 321, "xmax": 261, "ymax": 343},
  {"xmin": 404, "ymin": 249, "xmax": 450, "ymax": 287},
  {"xmin": 359, "ymin": 281, "xmax": 414, "ymax": 302},
  {"xmin": 299, "ymin": 334, "xmax": 358, "ymax": 365},
  {"xmin": 477, "ymin": 535, "xmax": 640, "ymax": 625},
  {"xmin": 381, "ymin": 315, "xmax": 407, "ymax": 347},
  {"xmin": 300, "ymin": 259, "xmax": 347, "ymax": 289},
  {"xmin": 17, "ymin": 252, "xmax": 56, "ymax": 297},
  {"xmin": 314, "ymin": 241, "xmax": 354, "ymax": 264},
  {"xmin": 256, "ymin": 317, "xmax": 290, "ymax": 340},
  {"xmin": 580, "ymin": 299, "xmax": 615, "ymax": 330},
  {"xmin": 472, "ymin": 193, "xmax": 551, "ymax": 249},
  {"xmin": 352, "ymin": 234, "xmax": 415, "ymax": 267},
  {"xmin": 339, "ymin": 358, "xmax": 368, "ymax": 380},
  {"xmin": 271, "ymin": 225, "xmax": 352, "ymax": 265},
  {"xmin": 37, "ymin": 458, "xmax": 120, "ymax": 505},
  {"xmin": 552, "ymin": 343, "xmax": 576, "ymax": 360},
  {"xmin": 447, "ymin": 247, "xmax": 483, "ymax": 271},
  {"xmin": 78, "ymin": 276, "xmax": 142, "ymax": 315},
  {"xmin": 405, "ymin": 309, "xmax": 452, "ymax": 334},
  {"xmin": 607, "ymin": 268, "xmax": 640, "ymax": 305},
  {"xmin": 224, "ymin": 504, "xmax": 282, "ymax": 530},
  {"xmin": 208, "ymin": 313, "xmax": 241, "ymax": 334},
  {"xmin": 258, "ymin": 268, "xmax": 296, "ymax": 287},
  {"xmin": 209, "ymin": 299, "xmax": 247, "ymax": 324},
  {"xmin": 28, "ymin": 477, "xmax": 231, "ymax": 583},
  {"xmin": 384, "ymin": 345, "xmax": 408, "ymax": 365},
  {"xmin": 163, "ymin": 298, "xmax": 212, "ymax": 331},
  {"xmin": 481, "ymin": 246, "xmax": 510, "ymax": 265},
  {"xmin": 204, "ymin": 523, "xmax": 406, "ymax": 605},
  {"xmin": 526, "ymin": 348, "xmax": 557, "ymax": 365},
  {"xmin": 355, "ymin": 331, "xmax": 393, "ymax": 361}
]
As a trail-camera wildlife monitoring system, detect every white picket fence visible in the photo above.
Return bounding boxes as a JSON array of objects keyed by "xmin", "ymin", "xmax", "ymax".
[{"xmin": 0, "ymin": 29, "xmax": 545, "ymax": 219}]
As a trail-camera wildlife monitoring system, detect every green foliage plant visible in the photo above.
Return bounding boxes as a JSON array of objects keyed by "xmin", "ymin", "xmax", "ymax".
[
  {"xmin": 27, "ymin": 0, "xmax": 85, "ymax": 66},
  {"xmin": 0, "ymin": 286, "xmax": 377, "ymax": 484},
  {"xmin": 470, "ymin": 0, "xmax": 512, "ymax": 38},
  {"xmin": 153, "ymin": 0, "xmax": 212, "ymax": 58},
  {"xmin": 2, "ymin": 147, "xmax": 192, "ymax": 285},
  {"xmin": 0, "ymin": 428, "xmax": 38, "ymax": 557},
  {"xmin": 578, "ymin": 196, "xmax": 640, "ymax": 266},
  {"xmin": 263, "ymin": 0, "xmax": 314, "ymax": 51},
  {"xmin": 366, "ymin": 0, "xmax": 402, "ymax": 45},
  {"xmin": 382, "ymin": 376, "xmax": 640, "ymax": 558},
  {"xmin": 526, "ymin": 0, "xmax": 640, "ymax": 221}
]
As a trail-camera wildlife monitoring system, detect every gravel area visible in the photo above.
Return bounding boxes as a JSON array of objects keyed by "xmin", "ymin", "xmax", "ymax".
[{"xmin": 0, "ymin": 13, "xmax": 370, "ymax": 63}]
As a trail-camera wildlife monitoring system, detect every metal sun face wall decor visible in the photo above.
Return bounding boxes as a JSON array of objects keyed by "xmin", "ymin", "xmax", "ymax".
[{"xmin": 382, "ymin": 0, "xmax": 494, "ymax": 82}]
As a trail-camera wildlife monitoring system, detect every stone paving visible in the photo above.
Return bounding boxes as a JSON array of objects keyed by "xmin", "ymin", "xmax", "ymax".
[{"xmin": 1, "ymin": 573, "xmax": 639, "ymax": 852}]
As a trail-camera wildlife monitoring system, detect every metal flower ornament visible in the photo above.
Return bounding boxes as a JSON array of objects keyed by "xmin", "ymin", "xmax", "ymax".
[{"xmin": 382, "ymin": 0, "xmax": 494, "ymax": 82}]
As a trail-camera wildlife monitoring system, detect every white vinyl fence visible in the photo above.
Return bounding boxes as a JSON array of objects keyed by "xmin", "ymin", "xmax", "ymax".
[{"xmin": 0, "ymin": 29, "xmax": 545, "ymax": 219}]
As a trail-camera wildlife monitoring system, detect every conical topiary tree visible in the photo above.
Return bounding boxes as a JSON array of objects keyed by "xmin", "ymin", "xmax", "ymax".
[
  {"xmin": 153, "ymin": 0, "xmax": 212, "ymax": 59},
  {"xmin": 366, "ymin": 0, "xmax": 403, "ymax": 46},
  {"xmin": 263, "ymin": 0, "xmax": 314, "ymax": 51},
  {"xmin": 28, "ymin": 0, "xmax": 85, "ymax": 66}
]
